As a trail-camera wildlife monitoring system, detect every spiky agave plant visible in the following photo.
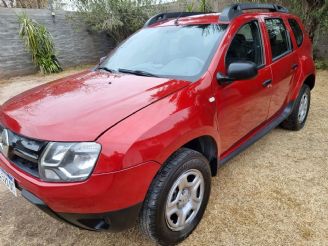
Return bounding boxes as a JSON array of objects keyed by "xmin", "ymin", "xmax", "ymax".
[{"xmin": 18, "ymin": 13, "xmax": 62, "ymax": 74}]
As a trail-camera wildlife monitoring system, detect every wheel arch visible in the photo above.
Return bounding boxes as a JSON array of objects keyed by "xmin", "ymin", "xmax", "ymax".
[
  {"xmin": 181, "ymin": 135, "xmax": 219, "ymax": 177},
  {"xmin": 291, "ymin": 72, "xmax": 315, "ymax": 101},
  {"xmin": 303, "ymin": 73, "xmax": 315, "ymax": 90}
]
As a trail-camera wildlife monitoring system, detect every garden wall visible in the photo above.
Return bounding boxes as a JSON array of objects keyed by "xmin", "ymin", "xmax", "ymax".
[{"xmin": 0, "ymin": 8, "xmax": 114, "ymax": 79}]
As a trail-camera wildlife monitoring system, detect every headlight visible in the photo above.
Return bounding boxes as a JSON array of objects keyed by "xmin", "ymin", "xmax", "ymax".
[{"xmin": 39, "ymin": 142, "xmax": 101, "ymax": 182}]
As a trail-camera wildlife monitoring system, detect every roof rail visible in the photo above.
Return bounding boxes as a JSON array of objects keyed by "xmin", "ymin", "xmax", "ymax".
[
  {"xmin": 144, "ymin": 12, "xmax": 210, "ymax": 27},
  {"xmin": 220, "ymin": 3, "xmax": 289, "ymax": 22}
]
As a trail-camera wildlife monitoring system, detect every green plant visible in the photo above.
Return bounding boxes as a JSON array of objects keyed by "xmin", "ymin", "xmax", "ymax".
[
  {"xmin": 185, "ymin": 0, "xmax": 196, "ymax": 12},
  {"xmin": 16, "ymin": 0, "xmax": 48, "ymax": 8},
  {"xmin": 315, "ymin": 59, "xmax": 328, "ymax": 70},
  {"xmin": 18, "ymin": 13, "xmax": 62, "ymax": 74},
  {"xmin": 199, "ymin": 0, "xmax": 210, "ymax": 12},
  {"xmin": 71, "ymin": 0, "xmax": 164, "ymax": 44},
  {"xmin": 70, "ymin": 0, "xmax": 214, "ymax": 44},
  {"xmin": 183, "ymin": 0, "xmax": 212, "ymax": 12}
]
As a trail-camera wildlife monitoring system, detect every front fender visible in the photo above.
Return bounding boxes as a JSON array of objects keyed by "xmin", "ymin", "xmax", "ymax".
[{"xmin": 94, "ymin": 74, "xmax": 219, "ymax": 174}]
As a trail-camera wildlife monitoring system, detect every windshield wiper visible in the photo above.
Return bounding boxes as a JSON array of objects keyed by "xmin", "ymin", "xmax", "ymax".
[
  {"xmin": 118, "ymin": 68, "xmax": 159, "ymax": 78},
  {"xmin": 97, "ymin": 66, "xmax": 117, "ymax": 73}
]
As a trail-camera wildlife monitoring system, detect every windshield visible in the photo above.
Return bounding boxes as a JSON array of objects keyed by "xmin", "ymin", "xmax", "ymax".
[{"xmin": 100, "ymin": 24, "xmax": 228, "ymax": 81}]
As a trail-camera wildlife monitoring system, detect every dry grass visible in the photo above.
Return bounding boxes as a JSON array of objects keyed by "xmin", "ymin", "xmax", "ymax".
[{"xmin": 0, "ymin": 69, "xmax": 327, "ymax": 246}]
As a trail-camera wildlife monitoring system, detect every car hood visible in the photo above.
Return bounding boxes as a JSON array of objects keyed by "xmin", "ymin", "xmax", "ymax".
[{"xmin": 0, "ymin": 70, "xmax": 189, "ymax": 141}]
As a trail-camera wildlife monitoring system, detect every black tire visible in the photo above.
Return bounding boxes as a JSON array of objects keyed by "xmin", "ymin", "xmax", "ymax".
[
  {"xmin": 139, "ymin": 148, "xmax": 211, "ymax": 245},
  {"xmin": 280, "ymin": 84, "xmax": 311, "ymax": 131}
]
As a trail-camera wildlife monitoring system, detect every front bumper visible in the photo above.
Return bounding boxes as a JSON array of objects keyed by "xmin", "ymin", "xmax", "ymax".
[
  {"xmin": 21, "ymin": 189, "xmax": 142, "ymax": 231},
  {"xmin": 0, "ymin": 154, "xmax": 160, "ymax": 231}
]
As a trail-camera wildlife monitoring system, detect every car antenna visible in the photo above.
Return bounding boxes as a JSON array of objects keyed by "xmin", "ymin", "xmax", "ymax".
[{"xmin": 174, "ymin": 11, "xmax": 183, "ymax": 25}]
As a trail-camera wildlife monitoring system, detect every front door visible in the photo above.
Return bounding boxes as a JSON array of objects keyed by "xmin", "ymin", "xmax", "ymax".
[{"xmin": 215, "ymin": 20, "xmax": 272, "ymax": 153}]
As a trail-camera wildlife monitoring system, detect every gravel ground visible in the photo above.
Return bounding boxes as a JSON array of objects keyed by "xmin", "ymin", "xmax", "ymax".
[{"xmin": 0, "ymin": 69, "xmax": 327, "ymax": 246}]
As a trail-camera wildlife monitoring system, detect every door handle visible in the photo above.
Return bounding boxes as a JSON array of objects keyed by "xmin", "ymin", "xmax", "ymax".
[
  {"xmin": 262, "ymin": 79, "xmax": 272, "ymax": 87},
  {"xmin": 292, "ymin": 64, "xmax": 299, "ymax": 70}
]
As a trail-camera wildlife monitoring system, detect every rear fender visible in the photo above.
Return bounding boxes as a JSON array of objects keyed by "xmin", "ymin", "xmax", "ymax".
[{"xmin": 290, "ymin": 56, "xmax": 315, "ymax": 101}]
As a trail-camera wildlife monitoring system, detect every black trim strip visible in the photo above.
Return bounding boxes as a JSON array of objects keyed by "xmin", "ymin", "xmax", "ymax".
[{"xmin": 220, "ymin": 101, "xmax": 295, "ymax": 165}]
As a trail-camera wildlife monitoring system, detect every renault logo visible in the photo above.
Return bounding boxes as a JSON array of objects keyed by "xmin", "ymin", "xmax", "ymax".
[{"xmin": 0, "ymin": 129, "xmax": 9, "ymax": 157}]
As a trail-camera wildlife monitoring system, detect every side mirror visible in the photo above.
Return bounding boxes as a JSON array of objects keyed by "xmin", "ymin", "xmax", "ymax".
[
  {"xmin": 217, "ymin": 61, "xmax": 258, "ymax": 85},
  {"xmin": 99, "ymin": 56, "xmax": 106, "ymax": 64}
]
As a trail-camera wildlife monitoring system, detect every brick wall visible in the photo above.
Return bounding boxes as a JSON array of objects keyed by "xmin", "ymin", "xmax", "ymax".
[{"xmin": 0, "ymin": 8, "xmax": 113, "ymax": 79}]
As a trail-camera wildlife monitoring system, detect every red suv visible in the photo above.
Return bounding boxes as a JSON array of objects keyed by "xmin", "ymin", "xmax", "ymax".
[{"xmin": 0, "ymin": 3, "xmax": 315, "ymax": 245}]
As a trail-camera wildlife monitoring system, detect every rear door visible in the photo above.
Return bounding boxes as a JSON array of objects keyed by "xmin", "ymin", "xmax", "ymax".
[
  {"xmin": 264, "ymin": 17, "xmax": 299, "ymax": 118},
  {"xmin": 215, "ymin": 19, "xmax": 272, "ymax": 153}
]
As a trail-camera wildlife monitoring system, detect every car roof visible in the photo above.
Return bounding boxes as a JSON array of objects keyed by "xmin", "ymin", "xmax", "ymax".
[{"xmin": 147, "ymin": 11, "xmax": 298, "ymax": 28}]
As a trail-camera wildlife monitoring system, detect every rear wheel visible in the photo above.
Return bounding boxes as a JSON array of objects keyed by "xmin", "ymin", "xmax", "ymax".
[
  {"xmin": 280, "ymin": 84, "xmax": 311, "ymax": 131},
  {"xmin": 139, "ymin": 148, "xmax": 211, "ymax": 245}
]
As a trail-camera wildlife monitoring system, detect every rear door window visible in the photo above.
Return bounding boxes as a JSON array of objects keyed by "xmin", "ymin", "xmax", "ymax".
[
  {"xmin": 265, "ymin": 18, "xmax": 292, "ymax": 60},
  {"xmin": 288, "ymin": 19, "xmax": 304, "ymax": 47}
]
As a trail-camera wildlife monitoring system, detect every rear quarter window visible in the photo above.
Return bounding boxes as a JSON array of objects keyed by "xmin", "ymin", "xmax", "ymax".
[{"xmin": 288, "ymin": 19, "xmax": 304, "ymax": 47}]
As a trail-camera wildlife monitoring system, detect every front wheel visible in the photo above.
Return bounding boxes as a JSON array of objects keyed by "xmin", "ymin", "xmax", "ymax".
[
  {"xmin": 139, "ymin": 148, "xmax": 211, "ymax": 245},
  {"xmin": 281, "ymin": 84, "xmax": 311, "ymax": 131}
]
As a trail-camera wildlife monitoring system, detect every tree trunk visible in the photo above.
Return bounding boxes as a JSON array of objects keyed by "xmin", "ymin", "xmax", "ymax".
[
  {"xmin": 304, "ymin": 0, "xmax": 326, "ymax": 42},
  {"xmin": 307, "ymin": 18, "xmax": 319, "ymax": 42},
  {"xmin": 1, "ymin": 0, "xmax": 17, "ymax": 7},
  {"xmin": 1, "ymin": 0, "xmax": 8, "ymax": 7}
]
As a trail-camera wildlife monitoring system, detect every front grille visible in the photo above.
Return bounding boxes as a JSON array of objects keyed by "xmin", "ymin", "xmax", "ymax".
[{"xmin": 0, "ymin": 126, "xmax": 47, "ymax": 178}]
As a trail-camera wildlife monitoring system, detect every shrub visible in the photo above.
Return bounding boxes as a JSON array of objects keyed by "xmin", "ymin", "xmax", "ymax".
[
  {"xmin": 71, "ymin": 0, "xmax": 164, "ymax": 44},
  {"xmin": 182, "ymin": 0, "xmax": 212, "ymax": 12},
  {"xmin": 18, "ymin": 13, "xmax": 62, "ymax": 74},
  {"xmin": 315, "ymin": 59, "xmax": 328, "ymax": 70}
]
